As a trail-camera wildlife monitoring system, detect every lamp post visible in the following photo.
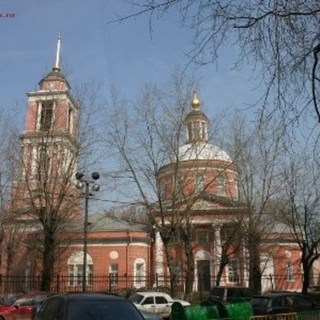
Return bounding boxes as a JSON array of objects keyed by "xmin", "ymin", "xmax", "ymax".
[{"xmin": 75, "ymin": 171, "xmax": 100, "ymax": 291}]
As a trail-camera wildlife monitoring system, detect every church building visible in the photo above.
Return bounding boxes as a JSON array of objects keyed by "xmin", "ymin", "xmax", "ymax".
[{"xmin": 2, "ymin": 37, "xmax": 316, "ymax": 295}]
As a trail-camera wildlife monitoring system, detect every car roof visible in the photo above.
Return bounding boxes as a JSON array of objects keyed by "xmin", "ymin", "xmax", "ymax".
[{"xmin": 134, "ymin": 292, "xmax": 171, "ymax": 298}]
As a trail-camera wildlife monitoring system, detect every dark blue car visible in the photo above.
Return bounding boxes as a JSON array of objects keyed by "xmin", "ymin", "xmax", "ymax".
[{"xmin": 250, "ymin": 293, "xmax": 320, "ymax": 315}]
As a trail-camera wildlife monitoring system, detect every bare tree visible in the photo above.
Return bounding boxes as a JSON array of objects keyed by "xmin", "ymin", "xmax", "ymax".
[
  {"xmin": 114, "ymin": 1, "xmax": 320, "ymax": 124},
  {"xmin": 5, "ymin": 78, "xmax": 100, "ymax": 291},
  {"xmin": 101, "ymin": 73, "xmax": 197, "ymax": 297},
  {"xmin": 0, "ymin": 110, "xmax": 28, "ymax": 285},
  {"xmin": 226, "ymin": 112, "xmax": 286, "ymax": 293},
  {"xmin": 280, "ymin": 151, "xmax": 320, "ymax": 294},
  {"xmin": 215, "ymin": 221, "xmax": 244, "ymax": 286},
  {"xmin": 101, "ymin": 71, "xmax": 249, "ymax": 298}
]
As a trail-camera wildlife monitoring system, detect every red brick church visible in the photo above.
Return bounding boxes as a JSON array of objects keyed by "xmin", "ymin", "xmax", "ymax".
[{"xmin": 2, "ymin": 37, "xmax": 319, "ymax": 294}]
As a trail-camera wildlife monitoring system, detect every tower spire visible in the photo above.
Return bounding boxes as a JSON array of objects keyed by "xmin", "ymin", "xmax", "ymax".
[{"xmin": 52, "ymin": 35, "xmax": 61, "ymax": 72}]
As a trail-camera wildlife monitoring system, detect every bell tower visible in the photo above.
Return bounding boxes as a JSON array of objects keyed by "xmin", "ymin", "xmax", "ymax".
[
  {"xmin": 23, "ymin": 36, "xmax": 78, "ymax": 142},
  {"xmin": 13, "ymin": 36, "xmax": 79, "ymax": 216}
]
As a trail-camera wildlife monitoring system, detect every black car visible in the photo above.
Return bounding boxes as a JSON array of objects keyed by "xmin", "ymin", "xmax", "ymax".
[
  {"xmin": 34, "ymin": 293, "xmax": 145, "ymax": 320},
  {"xmin": 250, "ymin": 293, "xmax": 320, "ymax": 315},
  {"xmin": 208, "ymin": 286, "xmax": 255, "ymax": 303}
]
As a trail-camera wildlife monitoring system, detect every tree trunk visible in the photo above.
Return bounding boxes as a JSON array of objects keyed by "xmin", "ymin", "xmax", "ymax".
[
  {"xmin": 162, "ymin": 240, "xmax": 179, "ymax": 297},
  {"xmin": 248, "ymin": 234, "xmax": 261, "ymax": 294},
  {"xmin": 215, "ymin": 261, "xmax": 228, "ymax": 286},
  {"xmin": 41, "ymin": 229, "xmax": 55, "ymax": 291},
  {"xmin": 301, "ymin": 257, "xmax": 311, "ymax": 295},
  {"xmin": 184, "ymin": 238, "xmax": 194, "ymax": 300}
]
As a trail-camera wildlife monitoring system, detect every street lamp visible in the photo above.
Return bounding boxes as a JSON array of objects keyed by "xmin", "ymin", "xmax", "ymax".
[{"xmin": 75, "ymin": 171, "xmax": 100, "ymax": 291}]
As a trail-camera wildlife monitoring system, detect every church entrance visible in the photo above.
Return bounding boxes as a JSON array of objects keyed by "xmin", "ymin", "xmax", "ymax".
[{"xmin": 197, "ymin": 260, "xmax": 211, "ymax": 292}]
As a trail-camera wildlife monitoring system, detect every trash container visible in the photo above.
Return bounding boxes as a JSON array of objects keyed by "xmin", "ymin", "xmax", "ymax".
[
  {"xmin": 225, "ymin": 299, "xmax": 253, "ymax": 320},
  {"xmin": 171, "ymin": 299, "xmax": 230, "ymax": 320}
]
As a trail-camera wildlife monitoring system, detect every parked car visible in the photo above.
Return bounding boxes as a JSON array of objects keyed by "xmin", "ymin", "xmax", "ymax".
[
  {"xmin": 0, "ymin": 291, "xmax": 50, "ymax": 320},
  {"xmin": 208, "ymin": 286, "xmax": 255, "ymax": 303},
  {"xmin": 34, "ymin": 292, "xmax": 144, "ymax": 320},
  {"xmin": 250, "ymin": 293, "xmax": 320, "ymax": 315},
  {"xmin": 129, "ymin": 291, "xmax": 190, "ymax": 319}
]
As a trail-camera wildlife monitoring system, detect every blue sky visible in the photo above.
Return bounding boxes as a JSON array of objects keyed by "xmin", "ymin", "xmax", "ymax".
[
  {"xmin": 0, "ymin": 0, "xmax": 262, "ymax": 129},
  {"xmin": 0, "ymin": 0, "xmax": 263, "ymax": 210}
]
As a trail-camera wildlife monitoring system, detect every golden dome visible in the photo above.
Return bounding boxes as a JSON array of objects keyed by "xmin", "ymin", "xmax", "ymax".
[{"xmin": 191, "ymin": 93, "xmax": 201, "ymax": 109}]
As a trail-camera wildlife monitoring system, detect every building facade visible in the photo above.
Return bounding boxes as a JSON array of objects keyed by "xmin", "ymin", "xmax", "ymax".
[{"xmin": 4, "ymin": 37, "xmax": 317, "ymax": 295}]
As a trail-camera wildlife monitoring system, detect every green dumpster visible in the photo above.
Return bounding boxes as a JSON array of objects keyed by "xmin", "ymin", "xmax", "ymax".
[
  {"xmin": 225, "ymin": 299, "xmax": 253, "ymax": 320},
  {"xmin": 171, "ymin": 299, "xmax": 253, "ymax": 320},
  {"xmin": 171, "ymin": 299, "xmax": 230, "ymax": 320}
]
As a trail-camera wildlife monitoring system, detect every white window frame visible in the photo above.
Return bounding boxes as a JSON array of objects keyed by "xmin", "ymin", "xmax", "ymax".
[
  {"xmin": 227, "ymin": 259, "xmax": 240, "ymax": 283},
  {"xmin": 134, "ymin": 258, "xmax": 146, "ymax": 288},
  {"xmin": 67, "ymin": 252, "xmax": 93, "ymax": 287}
]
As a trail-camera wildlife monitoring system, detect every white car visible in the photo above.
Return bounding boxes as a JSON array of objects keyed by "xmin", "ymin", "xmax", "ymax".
[{"xmin": 129, "ymin": 291, "xmax": 190, "ymax": 319}]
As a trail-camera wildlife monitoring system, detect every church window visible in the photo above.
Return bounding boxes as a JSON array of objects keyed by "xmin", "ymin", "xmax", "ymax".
[
  {"xmin": 173, "ymin": 261, "xmax": 182, "ymax": 284},
  {"xmin": 68, "ymin": 252, "xmax": 93, "ymax": 287},
  {"xmin": 201, "ymin": 121, "xmax": 207, "ymax": 140},
  {"xmin": 227, "ymin": 260, "xmax": 239, "ymax": 283},
  {"xmin": 216, "ymin": 175, "xmax": 225, "ymax": 196},
  {"xmin": 134, "ymin": 258, "xmax": 146, "ymax": 288},
  {"xmin": 109, "ymin": 263, "xmax": 119, "ymax": 286},
  {"xmin": 40, "ymin": 101, "xmax": 53, "ymax": 131},
  {"xmin": 174, "ymin": 177, "xmax": 184, "ymax": 197},
  {"xmin": 286, "ymin": 262, "xmax": 294, "ymax": 281},
  {"xmin": 187, "ymin": 123, "xmax": 192, "ymax": 141},
  {"xmin": 221, "ymin": 224, "xmax": 239, "ymax": 244},
  {"xmin": 67, "ymin": 105, "xmax": 73, "ymax": 133},
  {"xmin": 37, "ymin": 145, "xmax": 50, "ymax": 180},
  {"xmin": 234, "ymin": 178, "xmax": 239, "ymax": 199},
  {"xmin": 194, "ymin": 122, "xmax": 200, "ymax": 140},
  {"xmin": 195, "ymin": 173, "xmax": 204, "ymax": 193},
  {"xmin": 197, "ymin": 229, "xmax": 210, "ymax": 244},
  {"xmin": 159, "ymin": 180, "xmax": 166, "ymax": 200}
]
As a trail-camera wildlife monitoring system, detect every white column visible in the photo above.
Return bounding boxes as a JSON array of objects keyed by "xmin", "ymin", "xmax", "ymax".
[
  {"xmin": 214, "ymin": 225, "xmax": 222, "ymax": 284},
  {"xmin": 155, "ymin": 231, "xmax": 164, "ymax": 278}
]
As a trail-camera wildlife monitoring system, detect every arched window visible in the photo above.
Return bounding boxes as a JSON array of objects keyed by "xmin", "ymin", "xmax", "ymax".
[{"xmin": 68, "ymin": 251, "xmax": 93, "ymax": 287}]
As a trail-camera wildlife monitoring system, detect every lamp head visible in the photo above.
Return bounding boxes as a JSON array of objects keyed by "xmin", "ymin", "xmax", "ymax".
[
  {"xmin": 76, "ymin": 181, "xmax": 84, "ymax": 190},
  {"xmin": 75, "ymin": 172, "xmax": 84, "ymax": 180},
  {"xmin": 92, "ymin": 183, "xmax": 100, "ymax": 192},
  {"xmin": 91, "ymin": 172, "xmax": 100, "ymax": 180}
]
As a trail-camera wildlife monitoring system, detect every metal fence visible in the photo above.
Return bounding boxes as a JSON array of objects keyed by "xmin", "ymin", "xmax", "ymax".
[
  {"xmin": 0, "ymin": 273, "xmax": 319, "ymax": 298},
  {"xmin": 250, "ymin": 314, "xmax": 297, "ymax": 320},
  {"xmin": 249, "ymin": 312, "xmax": 320, "ymax": 320},
  {"xmin": 0, "ymin": 274, "xmax": 172, "ymax": 297}
]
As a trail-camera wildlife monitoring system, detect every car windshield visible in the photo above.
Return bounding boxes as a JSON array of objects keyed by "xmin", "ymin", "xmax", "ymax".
[
  {"xmin": 68, "ymin": 299, "xmax": 144, "ymax": 320},
  {"xmin": 128, "ymin": 293, "xmax": 144, "ymax": 304}
]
